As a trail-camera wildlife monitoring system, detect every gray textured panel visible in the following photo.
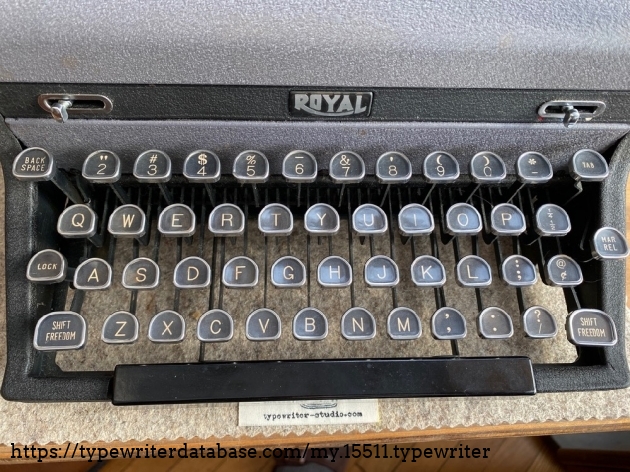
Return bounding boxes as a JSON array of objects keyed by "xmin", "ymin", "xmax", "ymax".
[
  {"xmin": 0, "ymin": 1, "xmax": 630, "ymax": 89},
  {"xmin": 5, "ymin": 119, "xmax": 630, "ymax": 174}
]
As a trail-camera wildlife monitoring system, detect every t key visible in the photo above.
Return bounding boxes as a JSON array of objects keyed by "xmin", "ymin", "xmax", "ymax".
[{"xmin": 258, "ymin": 203, "xmax": 293, "ymax": 236}]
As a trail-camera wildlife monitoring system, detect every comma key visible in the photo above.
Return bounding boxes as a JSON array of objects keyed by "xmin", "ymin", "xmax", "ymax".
[{"xmin": 431, "ymin": 307, "xmax": 467, "ymax": 340}]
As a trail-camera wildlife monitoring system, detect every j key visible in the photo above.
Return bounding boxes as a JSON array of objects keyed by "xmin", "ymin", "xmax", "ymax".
[
  {"xmin": 33, "ymin": 311, "xmax": 86, "ymax": 351},
  {"xmin": 398, "ymin": 203, "xmax": 434, "ymax": 236},
  {"xmin": 293, "ymin": 308, "xmax": 328, "ymax": 341},
  {"xmin": 173, "ymin": 256, "xmax": 211, "ymax": 289},
  {"xmin": 271, "ymin": 256, "xmax": 307, "ymax": 288},
  {"xmin": 73, "ymin": 258, "xmax": 112, "ymax": 290},
  {"xmin": 318, "ymin": 256, "xmax": 352, "ymax": 287},
  {"xmin": 122, "ymin": 257, "xmax": 160, "ymax": 290},
  {"xmin": 148, "ymin": 310, "xmax": 186, "ymax": 343},
  {"xmin": 158, "ymin": 204, "xmax": 196, "ymax": 237},
  {"xmin": 57, "ymin": 204, "xmax": 98, "ymax": 238},
  {"xmin": 101, "ymin": 311, "xmax": 139, "ymax": 344},
  {"xmin": 304, "ymin": 203, "xmax": 340, "ymax": 235},
  {"xmin": 258, "ymin": 203, "xmax": 293, "ymax": 236},
  {"xmin": 423, "ymin": 151, "xmax": 459, "ymax": 183},
  {"xmin": 352, "ymin": 204, "xmax": 388, "ymax": 235},
  {"xmin": 569, "ymin": 149, "xmax": 609, "ymax": 182},
  {"xmin": 246, "ymin": 309, "xmax": 281, "ymax": 341},
  {"xmin": 522, "ymin": 306, "xmax": 557, "ymax": 339},
  {"xmin": 133, "ymin": 150, "xmax": 172, "ymax": 182},
  {"xmin": 516, "ymin": 152, "xmax": 553, "ymax": 183},
  {"xmin": 82, "ymin": 150, "xmax": 121, "ymax": 183},
  {"xmin": 197, "ymin": 309, "xmax": 234, "ymax": 342},
  {"xmin": 446, "ymin": 203, "xmax": 482, "ymax": 235},
  {"xmin": 341, "ymin": 307, "xmax": 376, "ymax": 340},
  {"xmin": 566, "ymin": 309, "xmax": 618, "ymax": 347},
  {"xmin": 477, "ymin": 307, "xmax": 514, "ymax": 339},
  {"xmin": 329, "ymin": 151, "xmax": 365, "ymax": 183},
  {"xmin": 490, "ymin": 203, "xmax": 526, "ymax": 236},
  {"xmin": 364, "ymin": 255, "xmax": 399, "ymax": 287},
  {"xmin": 209, "ymin": 203, "xmax": 245, "ymax": 236},
  {"xmin": 387, "ymin": 307, "xmax": 421, "ymax": 340},
  {"xmin": 233, "ymin": 150, "xmax": 269, "ymax": 183},
  {"xmin": 535, "ymin": 204, "xmax": 571, "ymax": 236},
  {"xmin": 456, "ymin": 255, "xmax": 492, "ymax": 287},
  {"xmin": 469, "ymin": 151, "xmax": 506, "ymax": 183},
  {"xmin": 375, "ymin": 151, "xmax": 412, "ymax": 183},
  {"xmin": 108, "ymin": 204, "xmax": 147, "ymax": 238},
  {"xmin": 591, "ymin": 227, "xmax": 630, "ymax": 260},
  {"xmin": 501, "ymin": 255, "xmax": 537, "ymax": 286},
  {"xmin": 26, "ymin": 249, "xmax": 67, "ymax": 284},
  {"xmin": 283, "ymin": 150, "xmax": 318, "ymax": 182},
  {"xmin": 410, "ymin": 255, "xmax": 446, "ymax": 287},
  {"xmin": 183, "ymin": 150, "xmax": 221, "ymax": 182},
  {"xmin": 545, "ymin": 255, "xmax": 583, "ymax": 287},
  {"xmin": 431, "ymin": 307, "xmax": 467, "ymax": 340},
  {"xmin": 222, "ymin": 256, "xmax": 259, "ymax": 288}
]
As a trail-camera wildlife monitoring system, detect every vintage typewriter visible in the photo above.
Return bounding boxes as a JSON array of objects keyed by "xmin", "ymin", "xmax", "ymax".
[{"xmin": 2, "ymin": 3, "xmax": 630, "ymax": 405}]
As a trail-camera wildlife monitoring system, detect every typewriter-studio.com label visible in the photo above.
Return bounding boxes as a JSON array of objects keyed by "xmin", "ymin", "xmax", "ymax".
[{"xmin": 239, "ymin": 399, "xmax": 379, "ymax": 426}]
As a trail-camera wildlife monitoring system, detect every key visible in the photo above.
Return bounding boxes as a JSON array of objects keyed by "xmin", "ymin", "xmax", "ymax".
[
  {"xmin": 501, "ymin": 255, "xmax": 537, "ymax": 286},
  {"xmin": 122, "ymin": 257, "xmax": 160, "ymax": 290},
  {"xmin": 222, "ymin": 256, "xmax": 259, "ymax": 288},
  {"xmin": 515, "ymin": 152, "xmax": 553, "ymax": 184},
  {"xmin": 566, "ymin": 309, "xmax": 617, "ymax": 346},
  {"xmin": 133, "ymin": 150, "xmax": 173, "ymax": 204},
  {"xmin": 477, "ymin": 307, "xmax": 514, "ymax": 339},
  {"xmin": 364, "ymin": 255, "xmax": 399, "ymax": 287},
  {"xmin": 591, "ymin": 227, "xmax": 630, "ymax": 260},
  {"xmin": 569, "ymin": 149, "xmax": 609, "ymax": 182},
  {"xmin": 522, "ymin": 306, "xmax": 557, "ymax": 339},
  {"xmin": 456, "ymin": 255, "xmax": 492, "ymax": 287},
  {"xmin": 410, "ymin": 255, "xmax": 446, "ymax": 287},
  {"xmin": 57, "ymin": 204, "xmax": 101, "ymax": 245},
  {"xmin": 375, "ymin": 151, "xmax": 412, "ymax": 183},
  {"xmin": 283, "ymin": 150, "xmax": 318, "ymax": 182},
  {"xmin": 148, "ymin": 310, "xmax": 186, "ymax": 343},
  {"xmin": 197, "ymin": 309, "xmax": 234, "ymax": 342},
  {"xmin": 158, "ymin": 204, "xmax": 196, "ymax": 237},
  {"xmin": 341, "ymin": 307, "xmax": 376, "ymax": 340},
  {"xmin": 431, "ymin": 307, "xmax": 467, "ymax": 340},
  {"xmin": 293, "ymin": 308, "xmax": 328, "ymax": 340},
  {"xmin": 33, "ymin": 311, "xmax": 86, "ymax": 351},
  {"xmin": 469, "ymin": 151, "xmax": 506, "ymax": 183},
  {"xmin": 352, "ymin": 203, "xmax": 388, "ymax": 235},
  {"xmin": 173, "ymin": 256, "xmax": 211, "ymax": 288},
  {"xmin": 387, "ymin": 307, "xmax": 421, "ymax": 340},
  {"xmin": 108, "ymin": 204, "xmax": 148, "ymax": 242},
  {"xmin": 26, "ymin": 249, "xmax": 67, "ymax": 284},
  {"xmin": 101, "ymin": 311, "xmax": 139, "ymax": 344},
  {"xmin": 233, "ymin": 150, "xmax": 269, "ymax": 183},
  {"xmin": 271, "ymin": 256, "xmax": 307, "ymax": 288},
  {"xmin": 545, "ymin": 255, "xmax": 583, "ymax": 287},
  {"xmin": 446, "ymin": 203, "xmax": 482, "ymax": 235},
  {"xmin": 304, "ymin": 203, "xmax": 340, "ymax": 235},
  {"xmin": 246, "ymin": 309, "xmax": 281, "ymax": 341},
  {"xmin": 208, "ymin": 203, "xmax": 245, "ymax": 236},
  {"xmin": 329, "ymin": 151, "xmax": 365, "ymax": 183},
  {"xmin": 423, "ymin": 151, "xmax": 459, "ymax": 183},
  {"xmin": 535, "ymin": 204, "xmax": 571, "ymax": 236},
  {"xmin": 490, "ymin": 203, "xmax": 526, "ymax": 236},
  {"xmin": 183, "ymin": 150, "xmax": 221, "ymax": 182},
  {"xmin": 82, "ymin": 150, "xmax": 129, "ymax": 203},
  {"xmin": 318, "ymin": 255, "xmax": 352, "ymax": 287},
  {"xmin": 258, "ymin": 203, "xmax": 293, "ymax": 236},
  {"xmin": 398, "ymin": 203, "xmax": 434, "ymax": 236},
  {"xmin": 73, "ymin": 258, "xmax": 112, "ymax": 290}
]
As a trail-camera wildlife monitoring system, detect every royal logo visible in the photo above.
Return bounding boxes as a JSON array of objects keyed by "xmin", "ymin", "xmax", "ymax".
[{"xmin": 290, "ymin": 92, "xmax": 372, "ymax": 117}]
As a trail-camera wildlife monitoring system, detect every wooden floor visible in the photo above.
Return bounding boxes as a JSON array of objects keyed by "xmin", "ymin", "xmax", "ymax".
[{"xmin": 0, "ymin": 436, "xmax": 563, "ymax": 471}]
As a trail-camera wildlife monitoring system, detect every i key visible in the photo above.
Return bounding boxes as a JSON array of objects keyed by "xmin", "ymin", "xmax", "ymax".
[
  {"xmin": 133, "ymin": 150, "xmax": 173, "ymax": 204},
  {"xmin": 398, "ymin": 203, "xmax": 434, "ymax": 236},
  {"xmin": 57, "ymin": 204, "xmax": 103, "ymax": 246},
  {"xmin": 82, "ymin": 150, "xmax": 130, "ymax": 203},
  {"xmin": 233, "ymin": 150, "xmax": 269, "ymax": 206}
]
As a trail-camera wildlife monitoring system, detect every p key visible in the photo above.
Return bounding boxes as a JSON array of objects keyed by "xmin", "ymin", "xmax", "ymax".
[
  {"xmin": 490, "ymin": 203, "xmax": 526, "ymax": 236},
  {"xmin": 73, "ymin": 258, "xmax": 112, "ymax": 290},
  {"xmin": 158, "ymin": 204, "xmax": 196, "ymax": 237}
]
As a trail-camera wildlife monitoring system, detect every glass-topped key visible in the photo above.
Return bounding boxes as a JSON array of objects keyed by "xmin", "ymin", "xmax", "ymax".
[
  {"xmin": 122, "ymin": 257, "xmax": 160, "ymax": 290},
  {"xmin": 329, "ymin": 151, "xmax": 365, "ymax": 183},
  {"xmin": 246, "ymin": 309, "xmax": 281, "ymax": 341},
  {"xmin": 431, "ymin": 307, "xmax": 467, "ymax": 340},
  {"xmin": 469, "ymin": 151, "xmax": 506, "ymax": 183},
  {"xmin": 545, "ymin": 255, "xmax": 583, "ymax": 287},
  {"xmin": 341, "ymin": 307, "xmax": 376, "ymax": 340},
  {"xmin": 365, "ymin": 255, "xmax": 399, "ymax": 287},
  {"xmin": 33, "ymin": 312, "xmax": 86, "ymax": 351},
  {"xmin": 209, "ymin": 203, "xmax": 245, "ymax": 236},
  {"xmin": 569, "ymin": 149, "xmax": 609, "ymax": 182},
  {"xmin": 133, "ymin": 150, "xmax": 172, "ymax": 182},
  {"xmin": 183, "ymin": 150, "xmax": 221, "ymax": 182},
  {"xmin": 478, "ymin": 307, "xmax": 514, "ymax": 339},
  {"xmin": 535, "ymin": 204, "xmax": 571, "ymax": 236},
  {"xmin": 293, "ymin": 308, "xmax": 328, "ymax": 341},
  {"xmin": 423, "ymin": 151, "xmax": 459, "ymax": 183},
  {"xmin": 101, "ymin": 311, "xmax": 139, "ymax": 344},
  {"xmin": 591, "ymin": 227, "xmax": 630, "ymax": 260},
  {"xmin": 446, "ymin": 203, "xmax": 482, "ymax": 235},
  {"xmin": 410, "ymin": 255, "xmax": 446, "ymax": 287},
  {"xmin": 304, "ymin": 203, "xmax": 340, "ymax": 235},
  {"xmin": 233, "ymin": 150, "xmax": 269, "ymax": 183},
  {"xmin": 197, "ymin": 309, "xmax": 234, "ymax": 342},
  {"xmin": 387, "ymin": 307, "xmax": 421, "ymax": 340},
  {"xmin": 318, "ymin": 256, "xmax": 352, "ymax": 287},
  {"xmin": 73, "ymin": 258, "xmax": 112, "ymax": 290},
  {"xmin": 501, "ymin": 255, "xmax": 537, "ymax": 286},
  {"xmin": 148, "ymin": 310, "xmax": 186, "ymax": 343},
  {"xmin": 82, "ymin": 150, "xmax": 121, "ymax": 183},
  {"xmin": 57, "ymin": 204, "xmax": 98, "ymax": 238},
  {"xmin": 456, "ymin": 255, "xmax": 492, "ymax": 287},
  {"xmin": 515, "ymin": 152, "xmax": 553, "ymax": 183},
  {"xmin": 566, "ymin": 309, "xmax": 617, "ymax": 347},
  {"xmin": 158, "ymin": 204, "xmax": 196, "ymax": 237},
  {"xmin": 174, "ymin": 256, "xmax": 211, "ymax": 289},
  {"xmin": 352, "ymin": 204, "xmax": 388, "ymax": 235},
  {"xmin": 490, "ymin": 203, "xmax": 526, "ymax": 236},
  {"xmin": 258, "ymin": 203, "xmax": 293, "ymax": 236},
  {"xmin": 283, "ymin": 150, "xmax": 318, "ymax": 182},
  {"xmin": 222, "ymin": 256, "xmax": 259, "ymax": 288},
  {"xmin": 522, "ymin": 306, "xmax": 557, "ymax": 339},
  {"xmin": 271, "ymin": 256, "xmax": 307, "ymax": 288},
  {"xmin": 108, "ymin": 204, "xmax": 147, "ymax": 238},
  {"xmin": 26, "ymin": 249, "xmax": 67, "ymax": 284},
  {"xmin": 375, "ymin": 152, "xmax": 412, "ymax": 183},
  {"xmin": 398, "ymin": 203, "xmax": 434, "ymax": 236}
]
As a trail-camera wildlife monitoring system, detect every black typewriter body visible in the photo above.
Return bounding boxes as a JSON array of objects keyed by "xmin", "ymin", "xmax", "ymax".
[{"xmin": 2, "ymin": 2, "xmax": 630, "ymax": 405}]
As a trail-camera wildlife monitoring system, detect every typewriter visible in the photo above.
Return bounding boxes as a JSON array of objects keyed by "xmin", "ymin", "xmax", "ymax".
[{"xmin": 1, "ymin": 3, "xmax": 630, "ymax": 405}]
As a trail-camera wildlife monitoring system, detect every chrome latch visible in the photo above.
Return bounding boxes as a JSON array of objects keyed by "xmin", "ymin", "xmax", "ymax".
[
  {"xmin": 538, "ymin": 100, "xmax": 606, "ymax": 128},
  {"xmin": 38, "ymin": 94, "xmax": 113, "ymax": 123}
]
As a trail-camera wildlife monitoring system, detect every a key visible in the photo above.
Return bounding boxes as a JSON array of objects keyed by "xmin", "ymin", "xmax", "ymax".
[
  {"xmin": 535, "ymin": 204, "xmax": 571, "ymax": 236},
  {"xmin": 352, "ymin": 203, "xmax": 388, "ymax": 235},
  {"xmin": 590, "ymin": 227, "xmax": 630, "ymax": 260},
  {"xmin": 183, "ymin": 150, "xmax": 221, "ymax": 182},
  {"xmin": 222, "ymin": 256, "xmax": 259, "ymax": 288},
  {"xmin": 375, "ymin": 151, "xmax": 412, "ymax": 183},
  {"xmin": 329, "ymin": 151, "xmax": 365, "ymax": 183},
  {"xmin": 477, "ymin": 307, "xmax": 514, "ymax": 339},
  {"xmin": 398, "ymin": 203, "xmax": 434, "ymax": 236},
  {"xmin": 522, "ymin": 306, "xmax": 557, "ymax": 339},
  {"xmin": 364, "ymin": 255, "xmax": 399, "ymax": 287},
  {"xmin": 258, "ymin": 203, "xmax": 293, "ymax": 236},
  {"xmin": 26, "ymin": 249, "xmax": 67, "ymax": 284},
  {"xmin": 304, "ymin": 203, "xmax": 340, "ymax": 235},
  {"xmin": 82, "ymin": 150, "xmax": 129, "ymax": 203},
  {"xmin": 148, "ymin": 310, "xmax": 186, "ymax": 343},
  {"xmin": 173, "ymin": 256, "xmax": 211, "ymax": 288},
  {"xmin": 387, "ymin": 307, "xmax": 421, "ymax": 340},
  {"xmin": 233, "ymin": 150, "xmax": 269, "ymax": 183},
  {"xmin": 501, "ymin": 255, "xmax": 537, "ymax": 286},
  {"xmin": 73, "ymin": 258, "xmax": 112, "ymax": 290},
  {"xmin": 515, "ymin": 152, "xmax": 553, "ymax": 184},
  {"xmin": 341, "ymin": 307, "xmax": 376, "ymax": 340},
  {"xmin": 33, "ymin": 311, "xmax": 86, "ymax": 351},
  {"xmin": 469, "ymin": 151, "xmax": 506, "ymax": 183},
  {"xmin": 108, "ymin": 204, "xmax": 147, "ymax": 239},
  {"xmin": 57, "ymin": 204, "xmax": 101, "ymax": 245},
  {"xmin": 490, "ymin": 203, "xmax": 526, "ymax": 236},
  {"xmin": 317, "ymin": 255, "xmax": 352, "ymax": 287},
  {"xmin": 282, "ymin": 150, "xmax": 318, "ymax": 182},
  {"xmin": 133, "ymin": 150, "xmax": 173, "ymax": 204},
  {"xmin": 566, "ymin": 309, "xmax": 617, "ymax": 346},
  {"xmin": 197, "ymin": 309, "xmax": 234, "ymax": 342},
  {"xmin": 158, "ymin": 204, "xmax": 196, "ymax": 237},
  {"xmin": 431, "ymin": 307, "xmax": 467, "ymax": 340},
  {"xmin": 410, "ymin": 255, "xmax": 446, "ymax": 287},
  {"xmin": 101, "ymin": 311, "xmax": 139, "ymax": 344},
  {"xmin": 122, "ymin": 257, "xmax": 160, "ymax": 290},
  {"xmin": 271, "ymin": 256, "xmax": 307, "ymax": 288},
  {"xmin": 456, "ymin": 255, "xmax": 492, "ymax": 287},
  {"xmin": 545, "ymin": 255, "xmax": 583, "ymax": 287},
  {"xmin": 246, "ymin": 309, "xmax": 281, "ymax": 341},
  {"xmin": 208, "ymin": 203, "xmax": 245, "ymax": 236},
  {"xmin": 446, "ymin": 203, "xmax": 482, "ymax": 235},
  {"xmin": 423, "ymin": 151, "xmax": 459, "ymax": 182},
  {"xmin": 569, "ymin": 149, "xmax": 609, "ymax": 182},
  {"xmin": 293, "ymin": 308, "xmax": 328, "ymax": 341}
]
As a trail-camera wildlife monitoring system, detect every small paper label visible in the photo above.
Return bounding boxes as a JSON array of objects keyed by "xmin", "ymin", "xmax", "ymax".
[{"xmin": 238, "ymin": 399, "xmax": 379, "ymax": 426}]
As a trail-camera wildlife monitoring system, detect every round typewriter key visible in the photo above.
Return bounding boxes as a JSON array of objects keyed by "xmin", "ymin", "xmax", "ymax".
[
  {"xmin": 233, "ymin": 150, "xmax": 269, "ymax": 183},
  {"xmin": 82, "ymin": 150, "xmax": 121, "ymax": 183},
  {"xmin": 398, "ymin": 203, "xmax": 434, "ymax": 236},
  {"xmin": 410, "ymin": 255, "xmax": 446, "ymax": 287},
  {"xmin": 57, "ymin": 204, "xmax": 98, "ymax": 238},
  {"xmin": 423, "ymin": 151, "xmax": 459, "ymax": 183},
  {"xmin": 431, "ymin": 307, "xmax": 467, "ymax": 340},
  {"xmin": 26, "ymin": 249, "xmax": 67, "ymax": 284},
  {"xmin": 477, "ymin": 307, "xmax": 514, "ymax": 339},
  {"xmin": 271, "ymin": 256, "xmax": 306, "ymax": 288},
  {"xmin": 387, "ymin": 307, "xmax": 421, "ymax": 340},
  {"xmin": 318, "ymin": 256, "xmax": 352, "ymax": 287},
  {"xmin": 365, "ymin": 255, "xmax": 399, "ymax": 287},
  {"xmin": 375, "ymin": 151, "xmax": 412, "ymax": 183},
  {"xmin": 173, "ymin": 256, "xmax": 211, "ymax": 289},
  {"xmin": 33, "ymin": 311, "xmax": 86, "ymax": 351},
  {"xmin": 158, "ymin": 204, "xmax": 196, "ymax": 237},
  {"xmin": 133, "ymin": 150, "xmax": 172, "ymax": 182},
  {"xmin": 566, "ymin": 309, "xmax": 617, "ymax": 347},
  {"xmin": 282, "ymin": 150, "xmax": 318, "ymax": 182},
  {"xmin": 101, "ymin": 311, "xmax": 139, "ymax": 344},
  {"xmin": 304, "ymin": 203, "xmax": 340, "ymax": 235},
  {"xmin": 208, "ymin": 203, "xmax": 245, "ymax": 236},
  {"xmin": 108, "ymin": 204, "xmax": 147, "ymax": 238},
  {"xmin": 258, "ymin": 203, "xmax": 293, "ymax": 236},
  {"xmin": 501, "ymin": 255, "xmax": 537, "ymax": 287},
  {"xmin": 73, "ymin": 258, "xmax": 112, "ymax": 290},
  {"xmin": 515, "ymin": 152, "xmax": 553, "ymax": 184},
  {"xmin": 329, "ymin": 151, "xmax": 365, "ymax": 183},
  {"xmin": 222, "ymin": 256, "xmax": 259, "ymax": 288},
  {"xmin": 246, "ymin": 308, "xmax": 281, "ymax": 341},
  {"xmin": 535, "ymin": 204, "xmax": 571, "ymax": 236},
  {"xmin": 490, "ymin": 203, "xmax": 526, "ymax": 236},
  {"xmin": 522, "ymin": 306, "xmax": 557, "ymax": 339},
  {"xmin": 341, "ymin": 308, "xmax": 376, "ymax": 340},
  {"xmin": 570, "ymin": 149, "xmax": 609, "ymax": 182},
  {"xmin": 446, "ymin": 203, "xmax": 482, "ymax": 235},
  {"xmin": 293, "ymin": 308, "xmax": 328, "ymax": 341},
  {"xmin": 591, "ymin": 227, "xmax": 630, "ymax": 260},
  {"xmin": 122, "ymin": 257, "xmax": 160, "ymax": 290},
  {"xmin": 148, "ymin": 310, "xmax": 186, "ymax": 343},
  {"xmin": 545, "ymin": 255, "xmax": 583, "ymax": 287},
  {"xmin": 469, "ymin": 151, "xmax": 506, "ymax": 183},
  {"xmin": 456, "ymin": 255, "xmax": 492, "ymax": 287},
  {"xmin": 352, "ymin": 204, "xmax": 388, "ymax": 235},
  {"xmin": 197, "ymin": 309, "xmax": 234, "ymax": 342},
  {"xmin": 183, "ymin": 150, "xmax": 221, "ymax": 183}
]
